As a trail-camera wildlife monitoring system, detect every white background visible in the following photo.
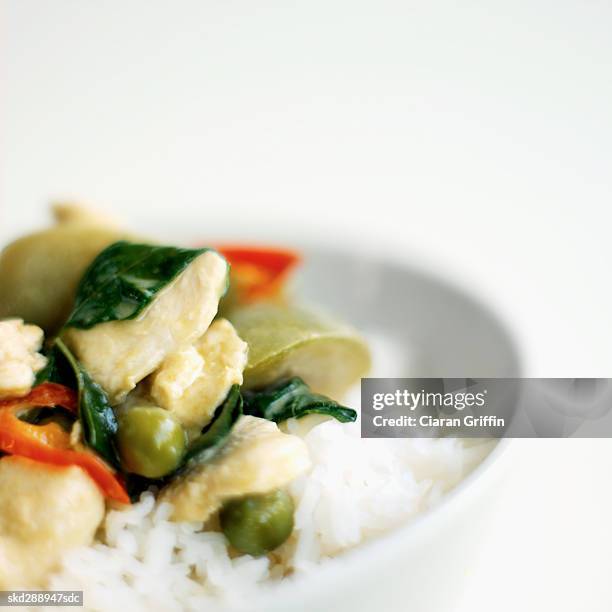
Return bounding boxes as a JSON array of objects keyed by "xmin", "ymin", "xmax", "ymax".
[{"xmin": 2, "ymin": 1, "xmax": 611, "ymax": 610}]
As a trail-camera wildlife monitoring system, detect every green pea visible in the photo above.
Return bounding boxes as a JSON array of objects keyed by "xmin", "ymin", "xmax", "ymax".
[
  {"xmin": 220, "ymin": 489, "xmax": 295, "ymax": 556},
  {"xmin": 117, "ymin": 406, "xmax": 186, "ymax": 478}
]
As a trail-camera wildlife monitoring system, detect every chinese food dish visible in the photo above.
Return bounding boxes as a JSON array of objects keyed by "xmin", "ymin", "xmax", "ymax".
[{"xmin": 0, "ymin": 205, "xmax": 492, "ymax": 610}]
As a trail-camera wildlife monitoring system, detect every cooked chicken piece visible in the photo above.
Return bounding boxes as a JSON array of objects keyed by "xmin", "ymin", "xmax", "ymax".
[
  {"xmin": 160, "ymin": 415, "xmax": 311, "ymax": 522},
  {"xmin": 63, "ymin": 250, "xmax": 228, "ymax": 404},
  {"xmin": 0, "ymin": 319, "xmax": 47, "ymax": 399},
  {"xmin": 0, "ymin": 456, "xmax": 105, "ymax": 589},
  {"xmin": 150, "ymin": 318, "xmax": 248, "ymax": 433}
]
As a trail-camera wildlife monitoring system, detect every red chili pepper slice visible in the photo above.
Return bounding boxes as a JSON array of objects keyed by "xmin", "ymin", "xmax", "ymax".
[
  {"xmin": 0, "ymin": 383, "xmax": 129, "ymax": 504},
  {"xmin": 216, "ymin": 245, "xmax": 301, "ymax": 302}
]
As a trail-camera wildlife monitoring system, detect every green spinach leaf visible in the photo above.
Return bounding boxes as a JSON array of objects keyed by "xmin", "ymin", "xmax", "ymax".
[
  {"xmin": 38, "ymin": 339, "xmax": 120, "ymax": 468},
  {"xmin": 184, "ymin": 384, "xmax": 243, "ymax": 466},
  {"xmin": 78, "ymin": 367, "xmax": 120, "ymax": 467},
  {"xmin": 65, "ymin": 241, "xmax": 209, "ymax": 329},
  {"xmin": 243, "ymin": 377, "xmax": 357, "ymax": 423}
]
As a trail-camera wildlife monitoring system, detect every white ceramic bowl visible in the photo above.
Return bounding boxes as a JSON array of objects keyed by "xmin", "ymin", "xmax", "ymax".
[{"xmin": 237, "ymin": 247, "xmax": 520, "ymax": 612}]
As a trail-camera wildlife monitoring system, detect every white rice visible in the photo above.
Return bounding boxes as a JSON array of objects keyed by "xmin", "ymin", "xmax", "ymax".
[{"xmin": 40, "ymin": 334, "xmax": 494, "ymax": 611}]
